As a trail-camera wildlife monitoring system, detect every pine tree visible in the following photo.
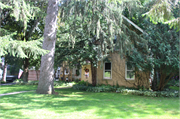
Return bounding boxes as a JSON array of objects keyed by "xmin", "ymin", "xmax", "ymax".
[
  {"xmin": 0, "ymin": 0, "xmax": 48, "ymax": 82},
  {"xmin": 56, "ymin": 0, "xmax": 145, "ymax": 86},
  {"xmin": 143, "ymin": 0, "xmax": 180, "ymax": 31}
]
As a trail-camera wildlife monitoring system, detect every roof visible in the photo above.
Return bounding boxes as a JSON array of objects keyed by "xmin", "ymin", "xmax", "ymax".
[{"xmin": 122, "ymin": 15, "xmax": 144, "ymax": 34}]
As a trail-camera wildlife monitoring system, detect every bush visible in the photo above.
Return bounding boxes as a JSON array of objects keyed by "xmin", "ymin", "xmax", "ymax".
[
  {"xmin": 116, "ymin": 88, "xmax": 179, "ymax": 97},
  {"xmin": 72, "ymin": 85, "xmax": 89, "ymax": 91},
  {"xmin": 73, "ymin": 84, "xmax": 179, "ymax": 97},
  {"xmin": 13, "ymin": 79, "xmax": 23, "ymax": 83},
  {"xmin": 54, "ymin": 81, "xmax": 64, "ymax": 86},
  {"xmin": 167, "ymin": 79, "xmax": 179, "ymax": 87},
  {"xmin": 1, "ymin": 81, "xmax": 6, "ymax": 84},
  {"xmin": 74, "ymin": 79, "xmax": 80, "ymax": 83}
]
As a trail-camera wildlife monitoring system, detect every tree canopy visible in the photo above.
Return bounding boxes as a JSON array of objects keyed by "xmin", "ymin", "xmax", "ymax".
[
  {"xmin": 0, "ymin": 0, "xmax": 48, "ymax": 59},
  {"xmin": 143, "ymin": 0, "xmax": 180, "ymax": 31}
]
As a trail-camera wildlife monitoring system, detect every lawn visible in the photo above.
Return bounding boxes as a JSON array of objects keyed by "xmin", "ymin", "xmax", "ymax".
[
  {"xmin": 0, "ymin": 85, "xmax": 38, "ymax": 94},
  {"xmin": 0, "ymin": 85, "xmax": 180, "ymax": 119}
]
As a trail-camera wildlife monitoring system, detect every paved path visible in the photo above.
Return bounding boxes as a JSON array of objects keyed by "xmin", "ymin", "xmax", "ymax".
[
  {"xmin": 0, "ymin": 87, "xmax": 72, "ymax": 97},
  {"xmin": 1, "ymin": 83, "xmax": 16, "ymax": 85},
  {"xmin": 0, "ymin": 90, "xmax": 35, "ymax": 97}
]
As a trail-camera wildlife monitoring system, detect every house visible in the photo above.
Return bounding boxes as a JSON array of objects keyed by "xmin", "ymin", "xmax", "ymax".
[
  {"xmin": 79, "ymin": 16, "xmax": 150, "ymax": 88},
  {"xmin": 81, "ymin": 52, "xmax": 150, "ymax": 88}
]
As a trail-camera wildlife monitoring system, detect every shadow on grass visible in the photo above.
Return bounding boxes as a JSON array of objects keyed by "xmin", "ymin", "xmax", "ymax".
[
  {"xmin": 0, "ymin": 85, "xmax": 37, "ymax": 94},
  {"xmin": 0, "ymin": 88, "xmax": 179, "ymax": 119}
]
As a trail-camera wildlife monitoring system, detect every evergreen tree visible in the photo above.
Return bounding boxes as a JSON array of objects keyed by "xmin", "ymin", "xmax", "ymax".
[
  {"xmin": 0, "ymin": 0, "xmax": 48, "ymax": 82},
  {"xmin": 127, "ymin": 21, "xmax": 179, "ymax": 91},
  {"xmin": 143, "ymin": 0, "xmax": 180, "ymax": 31},
  {"xmin": 56, "ymin": 0, "xmax": 145, "ymax": 86}
]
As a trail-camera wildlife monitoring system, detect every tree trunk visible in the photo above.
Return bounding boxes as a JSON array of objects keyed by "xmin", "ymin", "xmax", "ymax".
[
  {"xmin": 91, "ymin": 62, "xmax": 97, "ymax": 86},
  {"xmin": 22, "ymin": 58, "xmax": 29, "ymax": 82},
  {"xmin": 68, "ymin": 69, "xmax": 72, "ymax": 82},
  {"xmin": 63, "ymin": 63, "xmax": 65, "ymax": 81},
  {"xmin": 36, "ymin": 0, "xmax": 58, "ymax": 94},
  {"xmin": 2, "ymin": 62, "xmax": 7, "ymax": 82},
  {"xmin": 152, "ymin": 69, "xmax": 158, "ymax": 91},
  {"xmin": 35, "ymin": 70, "xmax": 39, "ymax": 80},
  {"xmin": 158, "ymin": 73, "xmax": 174, "ymax": 91}
]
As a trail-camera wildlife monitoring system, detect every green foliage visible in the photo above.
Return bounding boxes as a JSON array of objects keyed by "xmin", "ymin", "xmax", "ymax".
[
  {"xmin": 126, "ymin": 19, "xmax": 179, "ymax": 90},
  {"xmin": 169, "ymin": 86, "xmax": 179, "ymax": 91},
  {"xmin": 72, "ymin": 85, "xmax": 89, "ymax": 91},
  {"xmin": 73, "ymin": 84, "xmax": 179, "ymax": 97},
  {"xmin": 117, "ymin": 88, "xmax": 179, "ymax": 97},
  {"xmin": 86, "ymin": 85, "xmax": 117, "ymax": 92},
  {"xmin": 0, "ymin": 0, "xmax": 47, "ymax": 31},
  {"xmin": 143, "ymin": 0, "xmax": 180, "ymax": 31},
  {"xmin": 56, "ymin": 0, "xmax": 145, "ymax": 68},
  {"xmin": 167, "ymin": 79, "xmax": 179, "ymax": 87},
  {"xmin": 0, "ymin": 0, "xmax": 48, "ymax": 59},
  {"xmin": 0, "ymin": 81, "xmax": 6, "ymax": 84},
  {"xmin": 54, "ymin": 81, "xmax": 64, "ymax": 86},
  {"xmin": 74, "ymin": 79, "xmax": 80, "ymax": 83},
  {"xmin": 0, "ymin": 35, "xmax": 49, "ymax": 58}
]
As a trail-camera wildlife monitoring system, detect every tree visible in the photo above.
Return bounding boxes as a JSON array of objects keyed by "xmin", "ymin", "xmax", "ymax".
[
  {"xmin": 143, "ymin": 0, "xmax": 180, "ymax": 31},
  {"xmin": 36, "ymin": 0, "xmax": 59, "ymax": 94},
  {"xmin": 122, "ymin": 0, "xmax": 179, "ymax": 91},
  {"xmin": 56, "ymin": 0, "xmax": 144, "ymax": 86},
  {"xmin": 0, "ymin": 0, "xmax": 48, "ymax": 82},
  {"xmin": 126, "ymin": 20, "xmax": 179, "ymax": 91}
]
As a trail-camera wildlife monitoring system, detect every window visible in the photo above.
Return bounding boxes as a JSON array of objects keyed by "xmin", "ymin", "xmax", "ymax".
[
  {"xmin": 104, "ymin": 62, "xmax": 112, "ymax": 79},
  {"xmin": 126, "ymin": 62, "xmax": 135, "ymax": 80}
]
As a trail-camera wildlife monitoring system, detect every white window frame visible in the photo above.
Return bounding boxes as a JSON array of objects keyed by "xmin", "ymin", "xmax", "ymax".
[
  {"xmin": 103, "ymin": 62, "xmax": 112, "ymax": 79},
  {"xmin": 125, "ymin": 62, "xmax": 135, "ymax": 80}
]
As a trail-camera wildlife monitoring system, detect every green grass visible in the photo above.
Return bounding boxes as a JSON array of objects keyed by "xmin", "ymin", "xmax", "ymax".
[
  {"xmin": 0, "ymin": 85, "xmax": 38, "ymax": 94},
  {"xmin": 169, "ymin": 86, "xmax": 179, "ymax": 91},
  {"xmin": 0, "ymin": 82, "xmax": 73, "ymax": 94},
  {"xmin": 0, "ymin": 85, "xmax": 180, "ymax": 119}
]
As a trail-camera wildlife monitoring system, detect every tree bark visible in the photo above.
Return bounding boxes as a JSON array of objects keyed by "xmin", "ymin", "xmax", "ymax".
[
  {"xmin": 22, "ymin": 58, "xmax": 29, "ymax": 82},
  {"xmin": 152, "ymin": 68, "xmax": 158, "ymax": 91},
  {"xmin": 35, "ymin": 70, "xmax": 39, "ymax": 80},
  {"xmin": 36, "ymin": 0, "xmax": 58, "ymax": 94},
  {"xmin": 2, "ymin": 62, "xmax": 7, "ymax": 82},
  {"xmin": 91, "ymin": 62, "xmax": 97, "ymax": 86},
  {"xmin": 63, "ymin": 63, "xmax": 65, "ymax": 81}
]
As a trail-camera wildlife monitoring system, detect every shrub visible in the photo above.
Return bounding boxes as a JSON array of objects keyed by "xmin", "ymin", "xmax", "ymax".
[
  {"xmin": 73, "ymin": 84, "xmax": 179, "ymax": 97},
  {"xmin": 116, "ymin": 88, "xmax": 179, "ymax": 97},
  {"xmin": 74, "ymin": 79, "xmax": 80, "ymax": 83},
  {"xmin": 1, "ymin": 81, "xmax": 6, "ymax": 84},
  {"xmin": 167, "ymin": 79, "xmax": 179, "ymax": 87},
  {"xmin": 54, "ymin": 81, "xmax": 63, "ymax": 86},
  {"xmin": 72, "ymin": 85, "xmax": 89, "ymax": 91},
  {"xmin": 13, "ymin": 79, "xmax": 23, "ymax": 83}
]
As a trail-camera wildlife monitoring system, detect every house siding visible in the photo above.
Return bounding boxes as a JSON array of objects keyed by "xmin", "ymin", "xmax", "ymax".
[
  {"xmin": 81, "ymin": 64, "xmax": 92, "ymax": 84},
  {"xmin": 81, "ymin": 52, "xmax": 150, "ymax": 88}
]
